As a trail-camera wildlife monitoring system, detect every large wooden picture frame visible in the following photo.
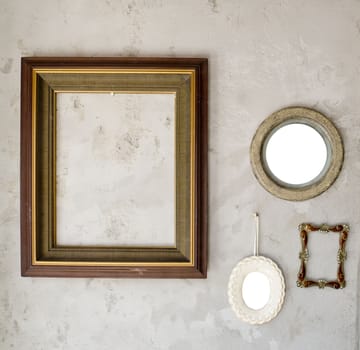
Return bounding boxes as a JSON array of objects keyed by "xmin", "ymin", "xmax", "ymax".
[{"xmin": 21, "ymin": 57, "xmax": 208, "ymax": 278}]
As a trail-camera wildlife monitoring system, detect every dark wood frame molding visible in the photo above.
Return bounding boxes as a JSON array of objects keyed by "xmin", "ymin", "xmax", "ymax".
[{"xmin": 21, "ymin": 57, "xmax": 208, "ymax": 278}]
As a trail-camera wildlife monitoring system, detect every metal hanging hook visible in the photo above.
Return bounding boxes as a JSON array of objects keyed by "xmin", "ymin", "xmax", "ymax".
[{"xmin": 253, "ymin": 212, "xmax": 259, "ymax": 256}]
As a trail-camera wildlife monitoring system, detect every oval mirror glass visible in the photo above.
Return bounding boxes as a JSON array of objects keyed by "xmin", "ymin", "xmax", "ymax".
[
  {"xmin": 242, "ymin": 271, "xmax": 270, "ymax": 310},
  {"xmin": 264, "ymin": 123, "xmax": 329, "ymax": 186}
]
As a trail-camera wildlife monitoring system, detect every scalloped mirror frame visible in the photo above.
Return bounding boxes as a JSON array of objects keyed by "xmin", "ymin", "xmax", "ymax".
[
  {"xmin": 228, "ymin": 256, "xmax": 285, "ymax": 325},
  {"xmin": 250, "ymin": 107, "xmax": 344, "ymax": 201}
]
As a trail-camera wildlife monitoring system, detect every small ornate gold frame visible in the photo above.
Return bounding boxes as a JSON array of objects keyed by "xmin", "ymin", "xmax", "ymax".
[
  {"xmin": 250, "ymin": 107, "xmax": 344, "ymax": 201},
  {"xmin": 297, "ymin": 223, "xmax": 349, "ymax": 289}
]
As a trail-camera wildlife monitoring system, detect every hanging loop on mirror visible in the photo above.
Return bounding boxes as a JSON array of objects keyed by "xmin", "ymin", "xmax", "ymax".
[{"xmin": 253, "ymin": 212, "xmax": 259, "ymax": 256}]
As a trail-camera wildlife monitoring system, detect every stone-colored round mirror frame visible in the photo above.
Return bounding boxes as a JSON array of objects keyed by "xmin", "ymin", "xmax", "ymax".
[{"xmin": 250, "ymin": 107, "xmax": 344, "ymax": 201}]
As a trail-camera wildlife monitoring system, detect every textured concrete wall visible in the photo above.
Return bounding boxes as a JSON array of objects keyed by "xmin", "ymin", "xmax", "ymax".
[
  {"xmin": 1, "ymin": 1, "xmax": 360, "ymax": 349},
  {"xmin": 56, "ymin": 93, "xmax": 176, "ymax": 247}
]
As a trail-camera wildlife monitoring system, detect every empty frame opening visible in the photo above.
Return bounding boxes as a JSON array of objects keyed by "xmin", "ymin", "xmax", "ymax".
[{"xmin": 56, "ymin": 92, "xmax": 176, "ymax": 247}]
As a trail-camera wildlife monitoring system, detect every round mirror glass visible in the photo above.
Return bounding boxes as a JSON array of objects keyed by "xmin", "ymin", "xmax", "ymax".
[
  {"xmin": 242, "ymin": 272, "xmax": 270, "ymax": 310},
  {"xmin": 264, "ymin": 123, "xmax": 329, "ymax": 186}
]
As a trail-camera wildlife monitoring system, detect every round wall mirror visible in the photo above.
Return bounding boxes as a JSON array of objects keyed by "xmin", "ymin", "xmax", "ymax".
[{"xmin": 250, "ymin": 107, "xmax": 344, "ymax": 201}]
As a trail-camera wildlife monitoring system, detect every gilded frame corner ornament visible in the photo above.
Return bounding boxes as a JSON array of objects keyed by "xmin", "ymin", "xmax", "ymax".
[
  {"xmin": 250, "ymin": 107, "xmax": 344, "ymax": 201},
  {"xmin": 21, "ymin": 57, "xmax": 208, "ymax": 278},
  {"xmin": 297, "ymin": 223, "xmax": 349, "ymax": 289}
]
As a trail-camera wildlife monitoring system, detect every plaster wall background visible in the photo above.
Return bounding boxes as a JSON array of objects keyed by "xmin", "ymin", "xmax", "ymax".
[
  {"xmin": 56, "ymin": 93, "xmax": 176, "ymax": 247},
  {"xmin": 1, "ymin": 0, "xmax": 360, "ymax": 349}
]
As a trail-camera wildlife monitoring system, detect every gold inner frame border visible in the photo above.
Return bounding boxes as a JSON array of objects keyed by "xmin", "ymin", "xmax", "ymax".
[{"xmin": 31, "ymin": 68, "xmax": 196, "ymax": 267}]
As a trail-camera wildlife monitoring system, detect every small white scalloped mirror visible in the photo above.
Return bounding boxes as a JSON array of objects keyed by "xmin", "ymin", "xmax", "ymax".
[{"xmin": 228, "ymin": 214, "xmax": 285, "ymax": 325}]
